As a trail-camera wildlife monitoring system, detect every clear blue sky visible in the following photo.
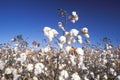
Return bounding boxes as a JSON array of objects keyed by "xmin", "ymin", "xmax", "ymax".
[{"xmin": 0, "ymin": 0, "xmax": 120, "ymax": 45}]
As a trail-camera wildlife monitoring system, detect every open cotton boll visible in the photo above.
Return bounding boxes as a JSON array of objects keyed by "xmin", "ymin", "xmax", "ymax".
[
  {"xmin": 59, "ymin": 36, "xmax": 66, "ymax": 44},
  {"xmin": 57, "ymin": 43, "xmax": 64, "ymax": 49},
  {"xmin": 70, "ymin": 29, "xmax": 79, "ymax": 36},
  {"xmin": 34, "ymin": 63, "xmax": 45, "ymax": 75},
  {"xmin": 20, "ymin": 53, "xmax": 27, "ymax": 62},
  {"xmin": 77, "ymin": 35, "xmax": 82, "ymax": 44},
  {"xmin": 0, "ymin": 60, "xmax": 5, "ymax": 70},
  {"xmin": 81, "ymin": 27, "xmax": 88, "ymax": 34},
  {"xmin": 44, "ymin": 45, "xmax": 51, "ymax": 53},
  {"xmin": 5, "ymin": 67, "xmax": 13, "ymax": 74},
  {"xmin": 59, "ymin": 70, "xmax": 69, "ymax": 80},
  {"xmin": 115, "ymin": 75, "xmax": 120, "ymax": 80},
  {"xmin": 33, "ymin": 76, "xmax": 38, "ymax": 80},
  {"xmin": 69, "ymin": 55, "xmax": 76, "ymax": 66},
  {"xmin": 84, "ymin": 34, "xmax": 90, "ymax": 38},
  {"xmin": 26, "ymin": 64, "xmax": 34, "ymax": 72},
  {"xmin": 71, "ymin": 72, "xmax": 81, "ymax": 80},
  {"xmin": 70, "ymin": 11, "xmax": 79, "ymax": 23},
  {"xmin": 65, "ymin": 46, "xmax": 71, "ymax": 54},
  {"xmin": 58, "ymin": 22, "xmax": 63, "ymax": 27},
  {"xmin": 76, "ymin": 47, "xmax": 84, "ymax": 56},
  {"xmin": 72, "ymin": 11, "xmax": 77, "ymax": 16},
  {"xmin": 51, "ymin": 29, "xmax": 59, "ymax": 37},
  {"xmin": 43, "ymin": 27, "xmax": 51, "ymax": 36}
]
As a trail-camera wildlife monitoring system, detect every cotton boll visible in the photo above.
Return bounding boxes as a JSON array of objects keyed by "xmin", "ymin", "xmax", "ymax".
[
  {"xmin": 115, "ymin": 75, "xmax": 120, "ymax": 80},
  {"xmin": 69, "ymin": 55, "xmax": 76, "ymax": 66},
  {"xmin": 77, "ymin": 35, "xmax": 82, "ymax": 44},
  {"xmin": 44, "ymin": 45, "xmax": 51, "ymax": 53},
  {"xmin": 58, "ymin": 43, "xmax": 63, "ymax": 49},
  {"xmin": 58, "ymin": 22, "xmax": 63, "ymax": 27},
  {"xmin": 51, "ymin": 29, "xmax": 59, "ymax": 37},
  {"xmin": 90, "ymin": 72, "xmax": 94, "ymax": 79},
  {"xmin": 78, "ymin": 40, "xmax": 82, "ymax": 44},
  {"xmin": 20, "ymin": 53, "xmax": 27, "ymax": 62},
  {"xmin": 71, "ymin": 72, "xmax": 81, "ymax": 80},
  {"xmin": 43, "ymin": 27, "xmax": 51, "ymax": 36},
  {"xmin": 0, "ymin": 60, "xmax": 5, "ymax": 70},
  {"xmin": 33, "ymin": 76, "xmax": 38, "ymax": 80},
  {"xmin": 81, "ymin": 27, "xmax": 88, "ymax": 34},
  {"xmin": 71, "ymin": 38, "xmax": 76, "ymax": 43},
  {"xmin": 34, "ymin": 63, "xmax": 45, "ymax": 75},
  {"xmin": 59, "ymin": 70, "xmax": 69, "ymax": 80},
  {"xmin": 26, "ymin": 64, "xmax": 34, "ymax": 72},
  {"xmin": 5, "ymin": 67, "xmax": 13, "ymax": 74},
  {"xmin": 65, "ymin": 46, "xmax": 71, "ymax": 54},
  {"xmin": 76, "ymin": 47, "xmax": 84, "ymax": 56},
  {"xmin": 59, "ymin": 36, "xmax": 66, "ymax": 44},
  {"xmin": 70, "ymin": 11, "xmax": 79, "ymax": 23},
  {"xmin": 72, "ymin": 11, "xmax": 77, "ymax": 16},
  {"xmin": 70, "ymin": 29, "xmax": 79, "ymax": 36},
  {"xmin": 71, "ymin": 20, "xmax": 76, "ymax": 23},
  {"xmin": 84, "ymin": 34, "xmax": 90, "ymax": 38}
]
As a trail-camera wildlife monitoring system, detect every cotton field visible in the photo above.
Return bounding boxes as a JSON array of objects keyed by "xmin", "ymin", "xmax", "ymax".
[{"xmin": 0, "ymin": 10, "xmax": 120, "ymax": 80}]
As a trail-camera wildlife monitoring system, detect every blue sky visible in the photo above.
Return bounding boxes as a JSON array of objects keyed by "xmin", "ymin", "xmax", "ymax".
[{"xmin": 0, "ymin": 0, "xmax": 120, "ymax": 45}]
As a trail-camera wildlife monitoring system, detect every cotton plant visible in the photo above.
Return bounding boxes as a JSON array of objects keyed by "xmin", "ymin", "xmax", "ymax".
[{"xmin": 3, "ymin": 9, "xmax": 120, "ymax": 80}]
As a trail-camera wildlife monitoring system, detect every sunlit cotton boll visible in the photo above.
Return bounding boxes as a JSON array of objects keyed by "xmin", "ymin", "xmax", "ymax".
[
  {"xmin": 59, "ymin": 70, "xmax": 69, "ymax": 80},
  {"xmin": 43, "ymin": 27, "xmax": 55, "ymax": 42},
  {"xmin": 59, "ymin": 36, "xmax": 66, "ymax": 44},
  {"xmin": 70, "ymin": 11, "xmax": 79, "ymax": 23},
  {"xmin": 0, "ymin": 60, "xmax": 5, "ymax": 70},
  {"xmin": 33, "ymin": 76, "xmax": 38, "ymax": 80},
  {"xmin": 69, "ymin": 55, "xmax": 76, "ymax": 66},
  {"xmin": 65, "ymin": 46, "xmax": 71, "ymax": 54},
  {"xmin": 70, "ymin": 29, "xmax": 79, "ymax": 36},
  {"xmin": 43, "ymin": 27, "xmax": 51, "ymax": 36},
  {"xmin": 115, "ymin": 75, "xmax": 120, "ymax": 80},
  {"xmin": 58, "ymin": 43, "xmax": 64, "ymax": 49},
  {"xmin": 5, "ymin": 67, "xmax": 13, "ymax": 74},
  {"xmin": 81, "ymin": 27, "xmax": 88, "ymax": 34},
  {"xmin": 71, "ymin": 72, "xmax": 81, "ymax": 80},
  {"xmin": 26, "ymin": 64, "xmax": 34, "ymax": 72},
  {"xmin": 44, "ymin": 45, "xmax": 51, "ymax": 53},
  {"xmin": 84, "ymin": 34, "xmax": 90, "ymax": 38},
  {"xmin": 34, "ymin": 63, "xmax": 45, "ymax": 75},
  {"xmin": 51, "ymin": 29, "xmax": 59, "ymax": 37},
  {"xmin": 12, "ymin": 68, "xmax": 21, "ymax": 80},
  {"xmin": 58, "ymin": 22, "xmax": 65, "ymax": 31},
  {"xmin": 20, "ymin": 53, "xmax": 27, "ymax": 62},
  {"xmin": 77, "ymin": 35, "xmax": 82, "ymax": 44},
  {"xmin": 76, "ymin": 47, "xmax": 84, "ymax": 56}
]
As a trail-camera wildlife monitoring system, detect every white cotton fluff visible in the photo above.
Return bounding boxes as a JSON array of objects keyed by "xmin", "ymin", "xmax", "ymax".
[
  {"xmin": 59, "ymin": 70, "xmax": 69, "ymax": 80},
  {"xmin": 34, "ymin": 63, "xmax": 45, "ymax": 75},
  {"xmin": 71, "ymin": 72, "xmax": 81, "ymax": 80},
  {"xmin": 65, "ymin": 46, "xmax": 71, "ymax": 54},
  {"xmin": 71, "ymin": 11, "xmax": 79, "ymax": 23},
  {"xmin": 81, "ymin": 27, "xmax": 88, "ymax": 34},
  {"xmin": 77, "ymin": 35, "xmax": 82, "ymax": 44},
  {"xmin": 69, "ymin": 55, "xmax": 76, "ymax": 66},
  {"xmin": 5, "ymin": 67, "xmax": 13, "ymax": 74},
  {"xmin": 26, "ymin": 63, "xmax": 34, "ymax": 72},
  {"xmin": 84, "ymin": 34, "xmax": 90, "ymax": 38},
  {"xmin": 0, "ymin": 60, "xmax": 5, "ymax": 70},
  {"xmin": 70, "ymin": 29, "xmax": 79, "ymax": 36},
  {"xmin": 33, "ymin": 76, "xmax": 38, "ymax": 80},
  {"xmin": 76, "ymin": 47, "xmax": 84, "ymax": 56},
  {"xmin": 59, "ymin": 36, "xmax": 66, "ymax": 44}
]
